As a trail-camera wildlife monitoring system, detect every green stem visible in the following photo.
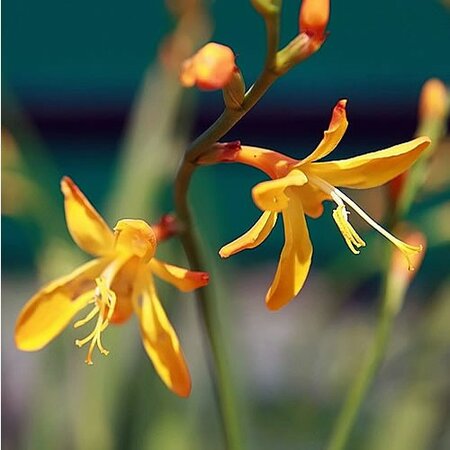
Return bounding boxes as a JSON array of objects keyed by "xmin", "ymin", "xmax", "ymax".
[
  {"xmin": 325, "ymin": 265, "xmax": 401, "ymax": 450},
  {"xmin": 173, "ymin": 7, "xmax": 282, "ymax": 449},
  {"xmin": 173, "ymin": 75, "xmax": 277, "ymax": 450},
  {"xmin": 326, "ymin": 97, "xmax": 449, "ymax": 450}
]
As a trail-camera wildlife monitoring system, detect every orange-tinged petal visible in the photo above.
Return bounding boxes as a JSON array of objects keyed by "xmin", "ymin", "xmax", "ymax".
[
  {"xmin": 308, "ymin": 136, "xmax": 431, "ymax": 189},
  {"xmin": 266, "ymin": 189, "xmax": 313, "ymax": 310},
  {"xmin": 137, "ymin": 276, "xmax": 191, "ymax": 397},
  {"xmin": 219, "ymin": 210, "xmax": 278, "ymax": 258},
  {"xmin": 298, "ymin": 100, "xmax": 348, "ymax": 165},
  {"xmin": 149, "ymin": 259, "xmax": 209, "ymax": 292},
  {"xmin": 61, "ymin": 177, "xmax": 114, "ymax": 256},
  {"xmin": 252, "ymin": 170, "xmax": 308, "ymax": 212},
  {"xmin": 15, "ymin": 258, "xmax": 110, "ymax": 351},
  {"xmin": 233, "ymin": 146, "xmax": 295, "ymax": 179}
]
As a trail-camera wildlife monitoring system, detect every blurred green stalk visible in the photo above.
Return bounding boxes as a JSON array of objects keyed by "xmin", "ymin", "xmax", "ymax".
[
  {"xmin": 326, "ymin": 84, "xmax": 449, "ymax": 450},
  {"xmin": 174, "ymin": 5, "xmax": 286, "ymax": 449}
]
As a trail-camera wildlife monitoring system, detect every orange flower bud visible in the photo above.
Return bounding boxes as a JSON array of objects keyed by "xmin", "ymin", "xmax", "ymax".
[
  {"xmin": 180, "ymin": 42, "xmax": 236, "ymax": 91},
  {"xmin": 299, "ymin": 0, "xmax": 330, "ymax": 39},
  {"xmin": 418, "ymin": 78, "xmax": 448, "ymax": 121}
]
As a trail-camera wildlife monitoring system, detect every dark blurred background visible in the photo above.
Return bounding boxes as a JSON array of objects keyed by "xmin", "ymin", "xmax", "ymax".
[{"xmin": 3, "ymin": 0, "xmax": 450, "ymax": 269}]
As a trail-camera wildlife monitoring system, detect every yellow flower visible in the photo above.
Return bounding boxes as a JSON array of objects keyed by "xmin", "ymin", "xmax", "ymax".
[
  {"xmin": 218, "ymin": 100, "xmax": 431, "ymax": 311},
  {"xmin": 15, "ymin": 177, "xmax": 209, "ymax": 397}
]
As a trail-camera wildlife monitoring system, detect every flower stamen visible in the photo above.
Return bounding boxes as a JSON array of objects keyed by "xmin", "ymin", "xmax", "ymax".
[
  {"xmin": 74, "ymin": 277, "xmax": 116, "ymax": 365},
  {"xmin": 310, "ymin": 175, "xmax": 422, "ymax": 270},
  {"xmin": 332, "ymin": 205, "xmax": 366, "ymax": 254}
]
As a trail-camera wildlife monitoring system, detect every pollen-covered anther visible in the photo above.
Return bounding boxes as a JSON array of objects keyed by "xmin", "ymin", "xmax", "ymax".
[
  {"xmin": 74, "ymin": 277, "xmax": 116, "ymax": 365},
  {"xmin": 332, "ymin": 205, "xmax": 366, "ymax": 254}
]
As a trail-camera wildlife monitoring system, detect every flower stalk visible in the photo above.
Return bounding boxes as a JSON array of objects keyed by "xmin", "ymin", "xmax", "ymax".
[
  {"xmin": 325, "ymin": 79, "xmax": 448, "ymax": 450},
  {"xmin": 173, "ymin": 3, "xmax": 292, "ymax": 448}
]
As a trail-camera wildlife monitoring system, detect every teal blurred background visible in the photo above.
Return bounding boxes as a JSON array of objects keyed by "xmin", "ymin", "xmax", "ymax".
[{"xmin": 2, "ymin": 0, "xmax": 450, "ymax": 449}]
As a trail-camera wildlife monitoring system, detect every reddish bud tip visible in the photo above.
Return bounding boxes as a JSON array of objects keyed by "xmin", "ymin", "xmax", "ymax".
[
  {"xmin": 299, "ymin": 0, "xmax": 330, "ymax": 40},
  {"xmin": 186, "ymin": 271, "xmax": 210, "ymax": 288}
]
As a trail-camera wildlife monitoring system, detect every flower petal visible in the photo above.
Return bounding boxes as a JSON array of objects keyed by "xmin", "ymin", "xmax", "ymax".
[
  {"xmin": 219, "ymin": 211, "xmax": 278, "ymax": 258},
  {"xmin": 265, "ymin": 189, "xmax": 313, "ymax": 310},
  {"xmin": 149, "ymin": 259, "xmax": 209, "ymax": 292},
  {"xmin": 15, "ymin": 258, "xmax": 110, "ymax": 351},
  {"xmin": 296, "ymin": 183, "xmax": 331, "ymax": 218},
  {"xmin": 308, "ymin": 136, "xmax": 431, "ymax": 189},
  {"xmin": 109, "ymin": 257, "xmax": 140, "ymax": 324},
  {"xmin": 298, "ymin": 99, "xmax": 348, "ymax": 165},
  {"xmin": 61, "ymin": 177, "xmax": 114, "ymax": 256},
  {"xmin": 252, "ymin": 170, "xmax": 308, "ymax": 212},
  {"xmin": 137, "ymin": 277, "xmax": 191, "ymax": 397}
]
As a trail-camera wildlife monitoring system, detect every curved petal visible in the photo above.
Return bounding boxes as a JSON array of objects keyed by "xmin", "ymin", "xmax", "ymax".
[
  {"xmin": 298, "ymin": 99, "xmax": 348, "ymax": 165},
  {"xmin": 109, "ymin": 256, "xmax": 140, "ymax": 324},
  {"xmin": 15, "ymin": 258, "xmax": 110, "ymax": 351},
  {"xmin": 149, "ymin": 259, "xmax": 209, "ymax": 292},
  {"xmin": 136, "ymin": 276, "xmax": 191, "ymax": 397},
  {"xmin": 252, "ymin": 170, "xmax": 308, "ymax": 212},
  {"xmin": 219, "ymin": 211, "xmax": 278, "ymax": 258},
  {"xmin": 308, "ymin": 137, "xmax": 431, "ymax": 189},
  {"xmin": 231, "ymin": 146, "xmax": 296, "ymax": 179},
  {"xmin": 297, "ymin": 183, "xmax": 331, "ymax": 218},
  {"xmin": 265, "ymin": 190, "xmax": 313, "ymax": 310},
  {"xmin": 61, "ymin": 177, "xmax": 114, "ymax": 256}
]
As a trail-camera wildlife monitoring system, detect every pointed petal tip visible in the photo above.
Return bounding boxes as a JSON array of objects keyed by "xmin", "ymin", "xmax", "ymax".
[
  {"xmin": 60, "ymin": 176, "xmax": 72, "ymax": 193},
  {"xmin": 60, "ymin": 176, "xmax": 79, "ymax": 198},
  {"xmin": 218, "ymin": 248, "xmax": 230, "ymax": 258},
  {"xmin": 192, "ymin": 271, "xmax": 209, "ymax": 287},
  {"xmin": 333, "ymin": 99, "xmax": 348, "ymax": 119},
  {"xmin": 417, "ymin": 135, "xmax": 432, "ymax": 146},
  {"xmin": 265, "ymin": 294, "xmax": 290, "ymax": 311},
  {"xmin": 14, "ymin": 333, "xmax": 38, "ymax": 352},
  {"xmin": 174, "ymin": 380, "xmax": 192, "ymax": 398}
]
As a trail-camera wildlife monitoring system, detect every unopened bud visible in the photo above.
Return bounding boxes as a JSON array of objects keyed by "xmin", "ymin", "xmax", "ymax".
[
  {"xmin": 2, "ymin": 129, "xmax": 22, "ymax": 170},
  {"xmin": 299, "ymin": 0, "xmax": 330, "ymax": 40},
  {"xmin": 196, "ymin": 141, "xmax": 242, "ymax": 165},
  {"xmin": 419, "ymin": 78, "xmax": 448, "ymax": 121},
  {"xmin": 275, "ymin": 33, "xmax": 323, "ymax": 75},
  {"xmin": 223, "ymin": 69, "xmax": 246, "ymax": 110},
  {"xmin": 179, "ymin": 42, "xmax": 236, "ymax": 90},
  {"xmin": 250, "ymin": 0, "xmax": 280, "ymax": 17}
]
